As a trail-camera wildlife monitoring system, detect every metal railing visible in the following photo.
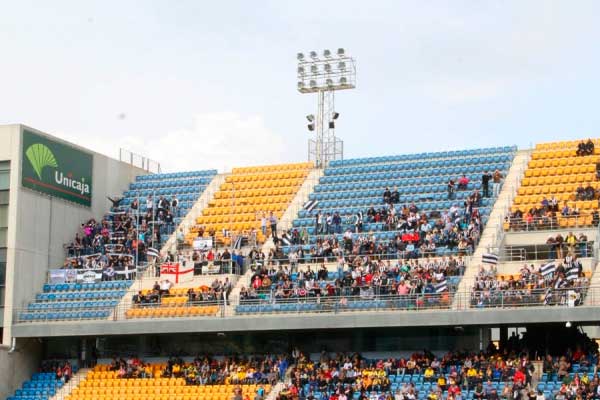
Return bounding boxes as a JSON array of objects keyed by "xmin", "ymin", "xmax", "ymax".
[
  {"xmin": 498, "ymin": 242, "xmax": 595, "ymax": 262},
  {"xmin": 15, "ymin": 283, "xmax": 600, "ymax": 324},
  {"xmin": 504, "ymin": 215, "xmax": 598, "ymax": 232},
  {"xmin": 119, "ymin": 148, "xmax": 161, "ymax": 174}
]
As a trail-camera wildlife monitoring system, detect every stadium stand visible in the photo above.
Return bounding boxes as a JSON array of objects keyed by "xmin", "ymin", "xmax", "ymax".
[
  {"xmin": 283, "ymin": 146, "xmax": 516, "ymax": 260},
  {"xmin": 6, "ymin": 360, "xmax": 76, "ymax": 400},
  {"xmin": 505, "ymin": 139, "xmax": 600, "ymax": 231},
  {"xmin": 470, "ymin": 256, "xmax": 592, "ymax": 308},
  {"xmin": 122, "ymin": 169, "xmax": 218, "ymax": 245},
  {"xmin": 18, "ymin": 280, "xmax": 132, "ymax": 322},
  {"xmin": 64, "ymin": 356, "xmax": 281, "ymax": 400},
  {"xmin": 16, "ymin": 169, "xmax": 219, "ymax": 323},
  {"xmin": 187, "ymin": 162, "xmax": 313, "ymax": 246},
  {"xmin": 286, "ymin": 344, "xmax": 600, "ymax": 400},
  {"xmin": 236, "ymin": 256, "xmax": 465, "ymax": 314},
  {"xmin": 125, "ymin": 283, "xmax": 224, "ymax": 319}
]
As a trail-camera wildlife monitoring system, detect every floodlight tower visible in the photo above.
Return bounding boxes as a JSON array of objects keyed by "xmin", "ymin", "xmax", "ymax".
[{"xmin": 297, "ymin": 48, "xmax": 356, "ymax": 168}]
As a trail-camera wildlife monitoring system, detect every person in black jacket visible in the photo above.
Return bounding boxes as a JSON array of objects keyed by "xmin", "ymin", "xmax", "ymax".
[{"xmin": 481, "ymin": 171, "xmax": 492, "ymax": 198}]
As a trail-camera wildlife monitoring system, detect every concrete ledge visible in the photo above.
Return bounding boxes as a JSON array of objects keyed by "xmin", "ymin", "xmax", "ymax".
[{"xmin": 11, "ymin": 306, "xmax": 600, "ymax": 338}]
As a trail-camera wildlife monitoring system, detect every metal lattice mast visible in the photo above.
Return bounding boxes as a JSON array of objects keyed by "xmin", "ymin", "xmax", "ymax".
[{"xmin": 297, "ymin": 48, "xmax": 356, "ymax": 168}]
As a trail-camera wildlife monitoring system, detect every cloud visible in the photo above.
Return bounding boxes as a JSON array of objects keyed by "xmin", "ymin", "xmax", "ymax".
[{"xmin": 57, "ymin": 112, "xmax": 287, "ymax": 173}]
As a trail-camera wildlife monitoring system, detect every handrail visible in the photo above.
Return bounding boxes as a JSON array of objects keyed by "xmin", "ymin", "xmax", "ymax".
[
  {"xmin": 12, "ymin": 283, "xmax": 600, "ymax": 324},
  {"xmin": 505, "ymin": 214, "xmax": 598, "ymax": 232}
]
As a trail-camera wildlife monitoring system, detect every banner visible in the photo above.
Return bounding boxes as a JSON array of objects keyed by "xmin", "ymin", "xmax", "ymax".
[
  {"xmin": 49, "ymin": 269, "xmax": 67, "ymax": 284},
  {"xmin": 193, "ymin": 237, "xmax": 213, "ymax": 250},
  {"xmin": 21, "ymin": 129, "xmax": 93, "ymax": 207},
  {"xmin": 160, "ymin": 262, "xmax": 194, "ymax": 283},
  {"xmin": 202, "ymin": 264, "xmax": 222, "ymax": 274}
]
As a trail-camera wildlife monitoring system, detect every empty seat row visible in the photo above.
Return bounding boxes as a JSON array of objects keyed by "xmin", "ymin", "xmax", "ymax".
[
  {"xmin": 19, "ymin": 310, "xmax": 111, "ymax": 321},
  {"xmin": 135, "ymin": 169, "xmax": 217, "ymax": 182},
  {"xmin": 43, "ymin": 281, "xmax": 132, "ymax": 292},
  {"xmin": 329, "ymin": 146, "xmax": 515, "ymax": 167},
  {"xmin": 320, "ymin": 163, "xmax": 508, "ymax": 184},
  {"xmin": 130, "ymin": 177, "xmax": 212, "ymax": 190},
  {"xmin": 325, "ymin": 156, "xmax": 512, "ymax": 176},
  {"xmin": 123, "ymin": 186, "xmax": 206, "ymax": 198},
  {"xmin": 28, "ymin": 300, "xmax": 119, "ymax": 311},
  {"xmin": 36, "ymin": 290, "xmax": 127, "ymax": 302}
]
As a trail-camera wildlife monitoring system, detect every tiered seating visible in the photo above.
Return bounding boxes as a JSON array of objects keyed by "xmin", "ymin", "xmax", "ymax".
[
  {"xmin": 506, "ymin": 140, "xmax": 600, "ymax": 230},
  {"xmin": 122, "ymin": 169, "xmax": 218, "ymax": 229},
  {"xmin": 537, "ymin": 367, "xmax": 594, "ymax": 399},
  {"xmin": 471, "ymin": 260, "xmax": 591, "ymax": 308},
  {"xmin": 18, "ymin": 281, "xmax": 132, "ymax": 322},
  {"xmin": 67, "ymin": 365, "xmax": 272, "ymax": 400},
  {"xmin": 6, "ymin": 372, "xmax": 67, "ymax": 400},
  {"xmin": 286, "ymin": 147, "xmax": 516, "ymax": 256},
  {"xmin": 188, "ymin": 162, "xmax": 313, "ymax": 245},
  {"xmin": 126, "ymin": 285, "xmax": 221, "ymax": 319},
  {"xmin": 236, "ymin": 257, "xmax": 463, "ymax": 315}
]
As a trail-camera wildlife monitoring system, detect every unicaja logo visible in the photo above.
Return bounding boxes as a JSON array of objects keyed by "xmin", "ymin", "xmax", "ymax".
[
  {"xmin": 25, "ymin": 143, "xmax": 57, "ymax": 180},
  {"xmin": 25, "ymin": 143, "xmax": 90, "ymax": 196}
]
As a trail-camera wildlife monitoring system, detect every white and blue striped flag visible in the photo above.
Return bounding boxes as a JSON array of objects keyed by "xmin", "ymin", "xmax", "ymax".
[
  {"xmin": 540, "ymin": 261, "xmax": 556, "ymax": 277},
  {"xmin": 435, "ymin": 280, "xmax": 448, "ymax": 293},
  {"xmin": 482, "ymin": 253, "xmax": 499, "ymax": 265}
]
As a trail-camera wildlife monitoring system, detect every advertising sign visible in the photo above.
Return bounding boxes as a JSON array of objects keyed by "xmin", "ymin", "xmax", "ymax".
[{"xmin": 21, "ymin": 129, "xmax": 93, "ymax": 206}]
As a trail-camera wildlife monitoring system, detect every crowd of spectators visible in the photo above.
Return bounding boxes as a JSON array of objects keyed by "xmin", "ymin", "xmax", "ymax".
[
  {"xmin": 576, "ymin": 140, "xmax": 595, "ymax": 157},
  {"xmin": 280, "ymin": 337, "xmax": 600, "ymax": 400},
  {"xmin": 471, "ymin": 256, "xmax": 589, "ymax": 308},
  {"xmin": 279, "ymin": 196, "xmax": 482, "ymax": 264},
  {"xmin": 40, "ymin": 360, "xmax": 73, "ymax": 384},
  {"xmin": 575, "ymin": 185, "xmax": 598, "ymax": 201},
  {"xmin": 505, "ymin": 202, "xmax": 600, "ymax": 231},
  {"xmin": 110, "ymin": 354, "xmax": 287, "ymax": 387},
  {"xmin": 240, "ymin": 255, "xmax": 464, "ymax": 305},
  {"xmin": 132, "ymin": 277, "xmax": 233, "ymax": 305}
]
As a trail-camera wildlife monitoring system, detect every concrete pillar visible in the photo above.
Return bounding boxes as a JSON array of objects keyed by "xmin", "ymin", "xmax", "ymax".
[{"xmin": 499, "ymin": 326, "xmax": 508, "ymax": 352}]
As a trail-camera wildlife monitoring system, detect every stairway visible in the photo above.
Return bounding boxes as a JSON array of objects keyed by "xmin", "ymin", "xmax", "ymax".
[
  {"xmin": 452, "ymin": 149, "xmax": 531, "ymax": 308},
  {"xmin": 265, "ymin": 382, "xmax": 286, "ymax": 400},
  {"xmin": 224, "ymin": 268, "xmax": 255, "ymax": 316},
  {"xmin": 49, "ymin": 368, "xmax": 89, "ymax": 400},
  {"xmin": 161, "ymin": 173, "xmax": 228, "ymax": 254},
  {"xmin": 259, "ymin": 168, "xmax": 323, "ymax": 258}
]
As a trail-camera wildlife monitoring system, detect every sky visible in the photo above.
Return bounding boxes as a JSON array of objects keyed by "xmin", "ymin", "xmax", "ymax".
[{"xmin": 1, "ymin": 1, "xmax": 600, "ymax": 172}]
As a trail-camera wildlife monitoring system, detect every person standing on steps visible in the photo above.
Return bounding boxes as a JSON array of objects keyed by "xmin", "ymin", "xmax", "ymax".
[
  {"xmin": 269, "ymin": 212, "xmax": 278, "ymax": 240},
  {"xmin": 492, "ymin": 169, "xmax": 503, "ymax": 197},
  {"xmin": 482, "ymin": 171, "xmax": 492, "ymax": 198}
]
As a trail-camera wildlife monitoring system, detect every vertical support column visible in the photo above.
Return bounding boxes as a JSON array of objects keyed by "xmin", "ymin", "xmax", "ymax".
[{"xmin": 499, "ymin": 326, "xmax": 508, "ymax": 352}]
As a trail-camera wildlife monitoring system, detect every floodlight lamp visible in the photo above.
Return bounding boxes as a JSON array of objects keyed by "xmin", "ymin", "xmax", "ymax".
[
  {"xmin": 310, "ymin": 65, "xmax": 318, "ymax": 74},
  {"xmin": 329, "ymin": 121, "xmax": 335, "ymax": 129},
  {"xmin": 339, "ymin": 77, "xmax": 348, "ymax": 85},
  {"xmin": 310, "ymin": 51, "xmax": 318, "ymax": 59},
  {"xmin": 309, "ymin": 80, "xmax": 317, "ymax": 88},
  {"xmin": 297, "ymin": 66, "xmax": 305, "ymax": 75},
  {"xmin": 297, "ymin": 53, "xmax": 305, "ymax": 61},
  {"xmin": 306, "ymin": 114, "xmax": 315, "ymax": 122},
  {"xmin": 338, "ymin": 61, "xmax": 346, "ymax": 70},
  {"xmin": 307, "ymin": 123, "xmax": 315, "ymax": 132},
  {"xmin": 324, "ymin": 63, "xmax": 332, "ymax": 73},
  {"xmin": 323, "ymin": 49, "xmax": 332, "ymax": 58},
  {"xmin": 337, "ymin": 48, "xmax": 345, "ymax": 56},
  {"xmin": 332, "ymin": 112, "xmax": 340, "ymax": 120},
  {"xmin": 566, "ymin": 321, "xmax": 572, "ymax": 328},
  {"xmin": 297, "ymin": 81, "xmax": 305, "ymax": 90},
  {"xmin": 326, "ymin": 78, "xmax": 334, "ymax": 87}
]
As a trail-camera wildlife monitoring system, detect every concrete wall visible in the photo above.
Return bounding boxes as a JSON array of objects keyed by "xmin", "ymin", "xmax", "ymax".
[
  {"xmin": 0, "ymin": 124, "xmax": 148, "ymax": 344},
  {"xmin": 0, "ymin": 338, "xmax": 42, "ymax": 400}
]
